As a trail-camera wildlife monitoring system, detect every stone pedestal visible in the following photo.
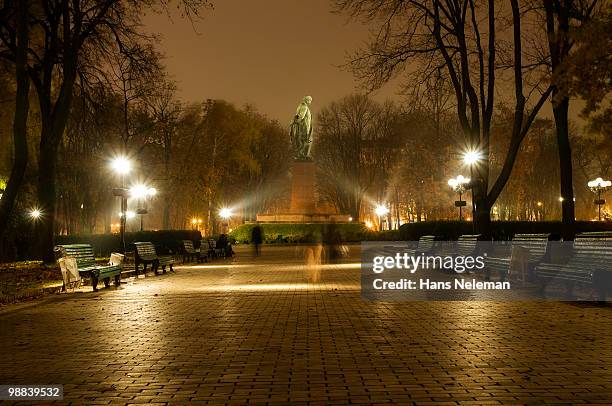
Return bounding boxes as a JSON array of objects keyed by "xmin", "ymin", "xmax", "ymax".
[
  {"xmin": 256, "ymin": 160, "xmax": 351, "ymax": 223},
  {"xmin": 290, "ymin": 161, "xmax": 316, "ymax": 214}
]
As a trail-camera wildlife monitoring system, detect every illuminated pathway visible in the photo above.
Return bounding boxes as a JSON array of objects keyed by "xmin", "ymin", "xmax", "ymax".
[{"xmin": 0, "ymin": 245, "xmax": 610, "ymax": 404}]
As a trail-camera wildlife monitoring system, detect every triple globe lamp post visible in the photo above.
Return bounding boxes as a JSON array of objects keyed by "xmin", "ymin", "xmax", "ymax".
[{"xmin": 588, "ymin": 177, "xmax": 611, "ymax": 221}]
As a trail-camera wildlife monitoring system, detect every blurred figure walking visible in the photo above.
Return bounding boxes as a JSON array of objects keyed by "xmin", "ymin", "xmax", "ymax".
[{"xmin": 251, "ymin": 224, "xmax": 263, "ymax": 257}]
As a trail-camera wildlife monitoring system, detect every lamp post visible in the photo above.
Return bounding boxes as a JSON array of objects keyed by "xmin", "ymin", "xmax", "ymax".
[
  {"xmin": 374, "ymin": 204, "xmax": 389, "ymax": 231},
  {"xmin": 536, "ymin": 201, "xmax": 544, "ymax": 221},
  {"xmin": 110, "ymin": 156, "xmax": 132, "ymax": 253},
  {"xmin": 588, "ymin": 177, "xmax": 611, "ymax": 221},
  {"xmin": 130, "ymin": 184, "xmax": 156, "ymax": 231},
  {"xmin": 448, "ymin": 175, "xmax": 470, "ymax": 221},
  {"xmin": 462, "ymin": 149, "xmax": 482, "ymax": 223},
  {"xmin": 219, "ymin": 208, "xmax": 232, "ymax": 233}
]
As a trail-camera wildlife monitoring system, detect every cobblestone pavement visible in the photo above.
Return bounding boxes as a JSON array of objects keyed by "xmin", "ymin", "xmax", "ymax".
[{"xmin": 0, "ymin": 245, "xmax": 610, "ymax": 405}]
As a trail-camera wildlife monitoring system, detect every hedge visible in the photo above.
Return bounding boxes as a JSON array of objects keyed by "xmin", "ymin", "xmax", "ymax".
[
  {"xmin": 55, "ymin": 230, "xmax": 202, "ymax": 256},
  {"xmin": 398, "ymin": 220, "xmax": 612, "ymax": 241},
  {"xmin": 229, "ymin": 223, "xmax": 369, "ymax": 244}
]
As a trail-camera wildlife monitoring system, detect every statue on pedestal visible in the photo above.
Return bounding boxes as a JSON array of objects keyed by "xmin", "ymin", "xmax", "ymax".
[{"xmin": 289, "ymin": 96, "xmax": 313, "ymax": 160}]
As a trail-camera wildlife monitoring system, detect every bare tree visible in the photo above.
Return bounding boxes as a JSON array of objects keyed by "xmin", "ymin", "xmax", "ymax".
[
  {"xmin": 335, "ymin": 0, "xmax": 552, "ymax": 236},
  {"xmin": 0, "ymin": 0, "xmax": 30, "ymax": 238},
  {"xmin": 0, "ymin": 0, "xmax": 211, "ymax": 261},
  {"xmin": 143, "ymin": 78, "xmax": 182, "ymax": 229},
  {"xmin": 315, "ymin": 94, "xmax": 403, "ymax": 220},
  {"xmin": 539, "ymin": 0, "xmax": 601, "ymax": 238}
]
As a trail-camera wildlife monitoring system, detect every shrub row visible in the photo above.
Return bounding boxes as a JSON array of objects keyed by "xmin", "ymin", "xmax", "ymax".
[
  {"xmin": 55, "ymin": 230, "xmax": 202, "ymax": 256},
  {"xmin": 398, "ymin": 220, "xmax": 612, "ymax": 241},
  {"xmin": 229, "ymin": 223, "xmax": 369, "ymax": 244}
]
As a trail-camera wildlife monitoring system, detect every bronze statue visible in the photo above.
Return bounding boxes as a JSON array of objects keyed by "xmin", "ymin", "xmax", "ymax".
[{"xmin": 289, "ymin": 96, "xmax": 313, "ymax": 160}]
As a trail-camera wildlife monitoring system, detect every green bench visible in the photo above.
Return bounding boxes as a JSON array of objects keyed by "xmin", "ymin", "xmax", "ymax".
[
  {"xmin": 535, "ymin": 232, "xmax": 612, "ymax": 300},
  {"xmin": 436, "ymin": 234, "xmax": 482, "ymax": 256},
  {"xmin": 182, "ymin": 240, "xmax": 207, "ymax": 263},
  {"xmin": 485, "ymin": 234, "xmax": 551, "ymax": 282},
  {"xmin": 382, "ymin": 235, "xmax": 437, "ymax": 259},
  {"xmin": 56, "ymin": 244, "xmax": 122, "ymax": 292},
  {"xmin": 134, "ymin": 242, "xmax": 175, "ymax": 275},
  {"xmin": 410, "ymin": 235, "xmax": 437, "ymax": 255}
]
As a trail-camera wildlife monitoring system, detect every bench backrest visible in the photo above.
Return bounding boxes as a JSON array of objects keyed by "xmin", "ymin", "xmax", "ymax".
[
  {"xmin": 183, "ymin": 240, "xmax": 196, "ymax": 253},
  {"xmin": 571, "ymin": 232, "xmax": 612, "ymax": 267},
  {"xmin": 134, "ymin": 242, "xmax": 158, "ymax": 259},
  {"xmin": 457, "ymin": 234, "xmax": 481, "ymax": 256},
  {"xmin": 512, "ymin": 233, "xmax": 550, "ymax": 262},
  {"xmin": 417, "ymin": 235, "xmax": 436, "ymax": 252},
  {"xmin": 56, "ymin": 244, "xmax": 96, "ymax": 269}
]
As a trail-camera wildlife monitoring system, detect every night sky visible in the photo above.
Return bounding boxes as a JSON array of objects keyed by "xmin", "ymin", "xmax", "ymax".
[{"xmin": 143, "ymin": 0, "xmax": 397, "ymax": 123}]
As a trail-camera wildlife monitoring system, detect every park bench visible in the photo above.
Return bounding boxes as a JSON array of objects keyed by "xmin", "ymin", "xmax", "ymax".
[
  {"xmin": 207, "ymin": 239, "xmax": 224, "ymax": 259},
  {"xmin": 436, "ymin": 234, "xmax": 482, "ymax": 257},
  {"xmin": 409, "ymin": 235, "xmax": 437, "ymax": 255},
  {"xmin": 382, "ymin": 235, "xmax": 437, "ymax": 258},
  {"xmin": 182, "ymin": 240, "xmax": 207, "ymax": 263},
  {"xmin": 134, "ymin": 242, "xmax": 175, "ymax": 275},
  {"xmin": 534, "ymin": 231, "xmax": 612, "ymax": 300},
  {"xmin": 434, "ymin": 234, "xmax": 482, "ymax": 273},
  {"xmin": 485, "ymin": 234, "xmax": 551, "ymax": 282},
  {"xmin": 55, "ymin": 244, "xmax": 122, "ymax": 292}
]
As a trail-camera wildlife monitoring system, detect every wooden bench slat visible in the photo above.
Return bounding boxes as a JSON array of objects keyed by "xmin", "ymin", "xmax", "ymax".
[
  {"xmin": 56, "ymin": 244, "xmax": 122, "ymax": 291},
  {"xmin": 534, "ymin": 232, "xmax": 612, "ymax": 300},
  {"xmin": 134, "ymin": 241, "xmax": 174, "ymax": 275}
]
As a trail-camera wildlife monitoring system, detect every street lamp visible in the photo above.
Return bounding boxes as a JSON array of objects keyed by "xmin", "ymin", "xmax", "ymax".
[
  {"xmin": 29, "ymin": 208, "xmax": 42, "ymax": 220},
  {"xmin": 588, "ymin": 177, "xmax": 611, "ymax": 221},
  {"xmin": 462, "ymin": 149, "xmax": 482, "ymax": 225},
  {"xmin": 130, "ymin": 184, "xmax": 157, "ymax": 231},
  {"xmin": 536, "ymin": 201, "xmax": 544, "ymax": 221},
  {"xmin": 448, "ymin": 175, "xmax": 470, "ymax": 221},
  {"xmin": 110, "ymin": 156, "xmax": 132, "ymax": 253},
  {"xmin": 191, "ymin": 217, "xmax": 203, "ymax": 231},
  {"xmin": 219, "ymin": 208, "xmax": 232, "ymax": 219},
  {"xmin": 374, "ymin": 204, "xmax": 389, "ymax": 231},
  {"xmin": 463, "ymin": 150, "xmax": 482, "ymax": 166}
]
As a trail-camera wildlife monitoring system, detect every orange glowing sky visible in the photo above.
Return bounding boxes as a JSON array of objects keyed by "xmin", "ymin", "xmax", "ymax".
[
  {"xmin": 143, "ymin": 0, "xmax": 580, "ymax": 124},
  {"xmin": 143, "ymin": 0, "xmax": 398, "ymax": 122}
]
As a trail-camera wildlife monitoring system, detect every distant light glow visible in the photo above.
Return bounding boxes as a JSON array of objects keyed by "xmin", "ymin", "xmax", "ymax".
[
  {"xmin": 29, "ymin": 208, "xmax": 42, "ymax": 219},
  {"xmin": 365, "ymin": 220, "xmax": 374, "ymax": 229},
  {"xmin": 125, "ymin": 210, "xmax": 136, "ymax": 219},
  {"xmin": 110, "ymin": 156, "xmax": 132, "ymax": 175},
  {"xmin": 588, "ymin": 177, "xmax": 611, "ymax": 189},
  {"xmin": 130, "ymin": 184, "xmax": 156, "ymax": 199},
  {"xmin": 219, "ymin": 208, "xmax": 232, "ymax": 219},
  {"xmin": 448, "ymin": 175, "xmax": 470, "ymax": 193},
  {"xmin": 375, "ymin": 205, "xmax": 389, "ymax": 217}
]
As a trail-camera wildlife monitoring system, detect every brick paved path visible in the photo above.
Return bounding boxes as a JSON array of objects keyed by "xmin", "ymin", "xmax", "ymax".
[{"xmin": 0, "ymin": 245, "xmax": 610, "ymax": 405}]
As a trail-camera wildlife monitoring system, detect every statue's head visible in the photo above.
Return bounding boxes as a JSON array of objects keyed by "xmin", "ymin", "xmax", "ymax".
[{"xmin": 303, "ymin": 95, "xmax": 312, "ymax": 105}]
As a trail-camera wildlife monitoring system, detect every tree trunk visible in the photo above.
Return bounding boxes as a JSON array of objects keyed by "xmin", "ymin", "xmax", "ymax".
[
  {"xmin": 472, "ymin": 161, "xmax": 492, "ymax": 238},
  {"xmin": 37, "ymin": 140, "xmax": 58, "ymax": 262},
  {"xmin": 553, "ymin": 96, "xmax": 575, "ymax": 239},
  {"xmin": 0, "ymin": 0, "xmax": 30, "ymax": 237},
  {"xmin": 163, "ymin": 200, "xmax": 171, "ymax": 230}
]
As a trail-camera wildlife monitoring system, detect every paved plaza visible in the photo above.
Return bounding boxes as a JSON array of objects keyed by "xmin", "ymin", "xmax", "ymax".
[{"xmin": 0, "ymin": 245, "xmax": 611, "ymax": 405}]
